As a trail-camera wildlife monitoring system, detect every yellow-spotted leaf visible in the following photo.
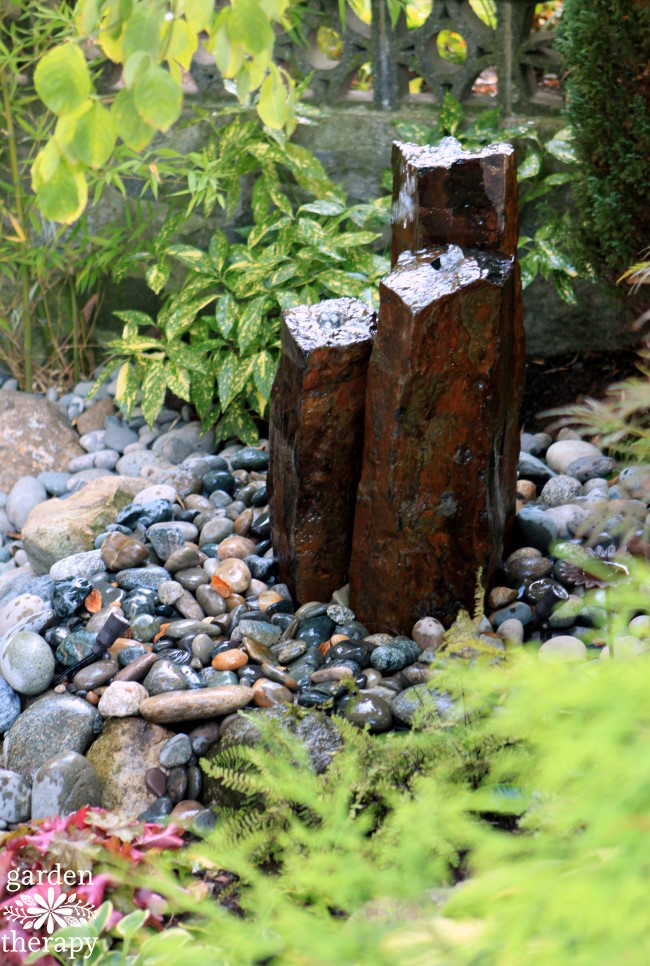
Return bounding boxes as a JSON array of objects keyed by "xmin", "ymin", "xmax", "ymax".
[
  {"xmin": 165, "ymin": 361, "xmax": 191, "ymax": 401},
  {"xmin": 115, "ymin": 361, "xmax": 139, "ymax": 417},
  {"xmin": 146, "ymin": 264, "xmax": 169, "ymax": 294},
  {"xmin": 218, "ymin": 355, "xmax": 253, "ymax": 410},
  {"xmin": 191, "ymin": 368, "xmax": 216, "ymax": 425},
  {"xmin": 253, "ymin": 349, "xmax": 276, "ymax": 400},
  {"xmin": 214, "ymin": 293, "xmax": 237, "ymax": 338},
  {"xmin": 112, "ymin": 89, "xmax": 156, "ymax": 151},
  {"xmin": 238, "ymin": 296, "xmax": 265, "ymax": 352},
  {"xmin": 134, "ymin": 65, "xmax": 182, "ymax": 131},
  {"xmin": 217, "ymin": 400, "xmax": 259, "ymax": 445},
  {"xmin": 209, "ymin": 231, "xmax": 229, "ymax": 272},
  {"xmin": 166, "ymin": 245, "xmax": 214, "ymax": 274},
  {"xmin": 34, "ymin": 44, "xmax": 92, "ymax": 116},
  {"xmin": 141, "ymin": 361, "xmax": 167, "ymax": 427}
]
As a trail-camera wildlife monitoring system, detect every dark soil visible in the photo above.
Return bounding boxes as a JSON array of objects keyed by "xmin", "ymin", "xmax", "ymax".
[{"xmin": 521, "ymin": 349, "xmax": 641, "ymax": 432}]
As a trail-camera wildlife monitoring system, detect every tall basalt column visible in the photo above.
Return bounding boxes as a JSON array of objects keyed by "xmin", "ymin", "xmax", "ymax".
[
  {"xmin": 268, "ymin": 298, "xmax": 376, "ymax": 603},
  {"xmin": 391, "ymin": 139, "xmax": 519, "ymax": 264},
  {"xmin": 350, "ymin": 246, "xmax": 525, "ymax": 632}
]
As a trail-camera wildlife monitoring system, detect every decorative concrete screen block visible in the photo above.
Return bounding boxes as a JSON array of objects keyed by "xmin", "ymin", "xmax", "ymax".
[
  {"xmin": 350, "ymin": 245, "xmax": 525, "ymax": 632},
  {"xmin": 269, "ymin": 298, "xmax": 376, "ymax": 603},
  {"xmin": 391, "ymin": 138, "xmax": 519, "ymax": 264}
]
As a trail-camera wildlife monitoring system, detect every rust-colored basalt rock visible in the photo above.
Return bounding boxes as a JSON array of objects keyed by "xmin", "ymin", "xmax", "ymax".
[
  {"xmin": 350, "ymin": 246, "xmax": 525, "ymax": 631},
  {"xmin": 268, "ymin": 298, "xmax": 376, "ymax": 603},
  {"xmin": 391, "ymin": 138, "xmax": 519, "ymax": 264}
]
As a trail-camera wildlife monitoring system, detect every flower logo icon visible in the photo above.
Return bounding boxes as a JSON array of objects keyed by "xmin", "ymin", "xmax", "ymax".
[{"xmin": 5, "ymin": 887, "xmax": 95, "ymax": 933}]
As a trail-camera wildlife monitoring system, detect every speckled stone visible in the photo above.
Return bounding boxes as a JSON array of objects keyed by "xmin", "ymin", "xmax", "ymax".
[
  {"xmin": 31, "ymin": 750, "xmax": 101, "ymax": 819},
  {"xmin": 0, "ymin": 768, "xmax": 31, "ymax": 822},
  {"xmin": 55, "ymin": 630, "xmax": 97, "ymax": 667},
  {"xmin": 98, "ymin": 681, "xmax": 148, "ymax": 716},
  {"xmin": 237, "ymin": 619, "xmax": 281, "ymax": 646},
  {"xmin": 143, "ymin": 660, "xmax": 189, "ymax": 695},
  {"xmin": 370, "ymin": 646, "xmax": 409, "ymax": 674},
  {"xmin": 4, "ymin": 693, "xmax": 103, "ymax": 780},
  {"xmin": 0, "ymin": 594, "xmax": 48, "ymax": 637}
]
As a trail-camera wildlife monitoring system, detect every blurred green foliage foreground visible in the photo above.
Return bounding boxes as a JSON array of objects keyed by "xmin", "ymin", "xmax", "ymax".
[{"xmin": 13, "ymin": 559, "xmax": 650, "ymax": 965}]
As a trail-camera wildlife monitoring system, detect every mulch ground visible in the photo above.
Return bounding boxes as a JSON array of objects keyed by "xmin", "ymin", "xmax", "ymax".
[{"xmin": 521, "ymin": 349, "xmax": 642, "ymax": 433}]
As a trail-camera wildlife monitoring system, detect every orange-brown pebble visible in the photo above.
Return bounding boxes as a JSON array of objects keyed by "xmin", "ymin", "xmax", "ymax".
[
  {"xmin": 211, "ymin": 649, "xmax": 248, "ymax": 671},
  {"xmin": 217, "ymin": 535, "xmax": 256, "ymax": 560},
  {"xmin": 226, "ymin": 593, "xmax": 247, "ymax": 612},
  {"xmin": 330, "ymin": 634, "xmax": 351, "ymax": 646},
  {"xmin": 170, "ymin": 800, "xmax": 204, "ymax": 822},
  {"xmin": 85, "ymin": 691, "xmax": 99, "ymax": 705},
  {"xmin": 252, "ymin": 678, "xmax": 293, "ymax": 707},
  {"xmin": 234, "ymin": 508, "xmax": 254, "ymax": 536},
  {"xmin": 516, "ymin": 479, "xmax": 536, "ymax": 502},
  {"xmin": 258, "ymin": 590, "xmax": 284, "ymax": 611}
]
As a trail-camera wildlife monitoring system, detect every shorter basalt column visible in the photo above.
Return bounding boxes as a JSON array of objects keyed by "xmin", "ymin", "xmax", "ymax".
[
  {"xmin": 269, "ymin": 298, "xmax": 376, "ymax": 603},
  {"xmin": 350, "ymin": 245, "xmax": 525, "ymax": 632},
  {"xmin": 391, "ymin": 138, "xmax": 519, "ymax": 264}
]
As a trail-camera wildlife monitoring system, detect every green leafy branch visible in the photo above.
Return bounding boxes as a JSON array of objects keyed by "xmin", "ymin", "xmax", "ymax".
[{"xmin": 31, "ymin": 0, "xmax": 300, "ymax": 223}]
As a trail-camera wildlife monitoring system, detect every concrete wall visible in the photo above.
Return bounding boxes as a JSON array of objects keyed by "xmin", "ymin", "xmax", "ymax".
[{"xmin": 97, "ymin": 101, "xmax": 630, "ymax": 359}]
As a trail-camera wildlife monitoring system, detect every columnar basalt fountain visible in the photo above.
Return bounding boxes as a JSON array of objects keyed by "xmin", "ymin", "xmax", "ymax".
[
  {"xmin": 268, "ymin": 298, "xmax": 376, "ymax": 603},
  {"xmin": 269, "ymin": 138, "xmax": 525, "ymax": 631},
  {"xmin": 390, "ymin": 138, "xmax": 519, "ymax": 263},
  {"xmin": 349, "ymin": 244, "xmax": 523, "ymax": 632}
]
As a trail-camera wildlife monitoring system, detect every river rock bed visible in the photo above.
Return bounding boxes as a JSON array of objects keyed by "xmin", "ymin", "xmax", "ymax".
[{"xmin": 0, "ymin": 375, "xmax": 648, "ymax": 828}]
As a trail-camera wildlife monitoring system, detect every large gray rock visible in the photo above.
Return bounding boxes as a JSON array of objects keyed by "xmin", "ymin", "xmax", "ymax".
[
  {"xmin": 31, "ymin": 750, "xmax": 102, "ymax": 819},
  {"xmin": 0, "ymin": 390, "xmax": 84, "ymax": 491},
  {"xmin": 86, "ymin": 716, "xmax": 174, "ymax": 816},
  {"xmin": 22, "ymin": 475, "xmax": 149, "ymax": 574},
  {"xmin": 0, "ymin": 677, "xmax": 21, "ymax": 734},
  {"xmin": 6, "ymin": 477, "xmax": 48, "ymax": 531},
  {"xmin": 0, "ymin": 630, "xmax": 55, "ymax": 695},
  {"xmin": 152, "ymin": 423, "xmax": 214, "ymax": 464},
  {"xmin": 3, "ymin": 693, "xmax": 103, "ymax": 780}
]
